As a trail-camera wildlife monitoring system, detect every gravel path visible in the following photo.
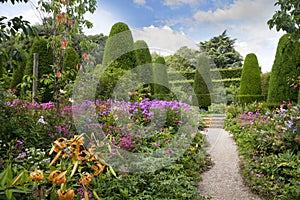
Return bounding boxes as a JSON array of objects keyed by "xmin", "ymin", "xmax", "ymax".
[{"xmin": 198, "ymin": 128, "xmax": 262, "ymax": 200}]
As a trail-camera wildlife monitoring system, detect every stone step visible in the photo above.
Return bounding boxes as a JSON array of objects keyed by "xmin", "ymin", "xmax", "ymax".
[{"xmin": 202, "ymin": 115, "xmax": 226, "ymax": 129}]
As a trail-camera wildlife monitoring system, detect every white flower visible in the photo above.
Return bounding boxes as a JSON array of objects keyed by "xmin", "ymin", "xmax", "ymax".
[
  {"xmin": 38, "ymin": 116, "xmax": 47, "ymax": 124},
  {"xmin": 59, "ymin": 89, "xmax": 67, "ymax": 94}
]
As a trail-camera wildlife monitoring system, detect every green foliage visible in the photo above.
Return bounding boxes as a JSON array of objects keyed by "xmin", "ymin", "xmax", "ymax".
[
  {"xmin": 99, "ymin": 22, "xmax": 137, "ymax": 99},
  {"xmin": 168, "ymin": 71, "xmax": 196, "ymax": 81},
  {"xmin": 261, "ymin": 72, "xmax": 271, "ymax": 100},
  {"xmin": 133, "ymin": 40, "xmax": 153, "ymax": 96},
  {"xmin": 199, "ymin": 30, "xmax": 243, "ymax": 69},
  {"xmin": 165, "ymin": 54, "xmax": 195, "ymax": 72},
  {"xmin": 238, "ymin": 53, "xmax": 262, "ymax": 104},
  {"xmin": 267, "ymin": 34, "xmax": 300, "ymax": 105},
  {"xmin": 298, "ymin": 88, "xmax": 300, "ymax": 103},
  {"xmin": 210, "ymin": 67, "xmax": 243, "ymax": 79},
  {"xmin": 268, "ymin": 0, "xmax": 300, "ymax": 37},
  {"xmin": 225, "ymin": 105, "xmax": 300, "ymax": 199},
  {"xmin": 0, "ymin": 55, "xmax": 4, "ymax": 78},
  {"xmin": 153, "ymin": 56, "xmax": 170, "ymax": 99},
  {"xmin": 9, "ymin": 60, "xmax": 26, "ymax": 95},
  {"xmin": 24, "ymin": 37, "xmax": 54, "ymax": 102},
  {"xmin": 192, "ymin": 55, "xmax": 212, "ymax": 109},
  {"xmin": 102, "ymin": 22, "xmax": 136, "ymax": 70},
  {"xmin": 212, "ymin": 78, "xmax": 240, "ymax": 87},
  {"xmin": 134, "ymin": 40, "xmax": 152, "ymax": 65},
  {"xmin": 63, "ymin": 46, "xmax": 79, "ymax": 80}
]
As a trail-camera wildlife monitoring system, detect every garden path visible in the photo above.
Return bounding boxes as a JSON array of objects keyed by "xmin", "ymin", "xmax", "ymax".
[{"xmin": 198, "ymin": 128, "xmax": 262, "ymax": 200}]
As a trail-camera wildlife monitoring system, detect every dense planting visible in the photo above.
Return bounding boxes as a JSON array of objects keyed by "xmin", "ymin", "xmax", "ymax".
[
  {"xmin": 225, "ymin": 103, "xmax": 300, "ymax": 199},
  {"xmin": 0, "ymin": 89, "xmax": 210, "ymax": 199}
]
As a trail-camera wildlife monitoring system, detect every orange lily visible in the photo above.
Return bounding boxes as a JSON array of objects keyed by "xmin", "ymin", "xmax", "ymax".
[
  {"xmin": 57, "ymin": 188, "xmax": 75, "ymax": 200},
  {"xmin": 79, "ymin": 172, "xmax": 93, "ymax": 185},
  {"xmin": 49, "ymin": 170, "xmax": 67, "ymax": 185},
  {"xmin": 91, "ymin": 160, "xmax": 105, "ymax": 176},
  {"xmin": 29, "ymin": 168, "xmax": 44, "ymax": 181}
]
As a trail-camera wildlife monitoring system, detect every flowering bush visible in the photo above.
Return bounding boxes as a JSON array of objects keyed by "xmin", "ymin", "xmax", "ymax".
[
  {"xmin": 0, "ymin": 95, "xmax": 209, "ymax": 199},
  {"xmin": 225, "ymin": 103, "xmax": 300, "ymax": 199}
]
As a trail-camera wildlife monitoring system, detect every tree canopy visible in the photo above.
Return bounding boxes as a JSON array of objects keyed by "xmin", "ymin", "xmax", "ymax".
[
  {"xmin": 199, "ymin": 30, "xmax": 243, "ymax": 69},
  {"xmin": 268, "ymin": 0, "xmax": 300, "ymax": 37}
]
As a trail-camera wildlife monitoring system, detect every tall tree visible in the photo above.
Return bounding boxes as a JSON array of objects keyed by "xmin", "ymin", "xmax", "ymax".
[
  {"xmin": 238, "ymin": 53, "xmax": 262, "ymax": 104},
  {"xmin": 267, "ymin": 34, "xmax": 300, "ymax": 105},
  {"xmin": 199, "ymin": 30, "xmax": 243, "ymax": 69}
]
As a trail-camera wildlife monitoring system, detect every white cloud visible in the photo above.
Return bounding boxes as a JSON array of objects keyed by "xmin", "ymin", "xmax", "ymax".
[
  {"xmin": 163, "ymin": 0, "xmax": 204, "ymax": 8},
  {"xmin": 133, "ymin": 0, "xmax": 146, "ymax": 6},
  {"xmin": 190, "ymin": 0, "xmax": 283, "ymax": 72},
  {"xmin": 83, "ymin": 7, "xmax": 123, "ymax": 36},
  {"xmin": 0, "ymin": 0, "xmax": 42, "ymax": 25},
  {"xmin": 132, "ymin": 25, "xmax": 198, "ymax": 55}
]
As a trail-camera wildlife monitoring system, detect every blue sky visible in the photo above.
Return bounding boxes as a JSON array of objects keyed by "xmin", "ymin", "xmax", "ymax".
[{"xmin": 0, "ymin": 0, "xmax": 284, "ymax": 72}]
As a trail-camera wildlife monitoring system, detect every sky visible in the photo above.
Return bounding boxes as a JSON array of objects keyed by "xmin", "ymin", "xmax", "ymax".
[{"xmin": 0, "ymin": 0, "xmax": 284, "ymax": 72}]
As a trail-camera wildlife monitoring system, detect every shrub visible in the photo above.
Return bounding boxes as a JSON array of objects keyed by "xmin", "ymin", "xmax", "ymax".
[
  {"xmin": 192, "ymin": 54, "xmax": 212, "ymax": 109},
  {"xmin": 133, "ymin": 40, "xmax": 153, "ymax": 96},
  {"xmin": 238, "ymin": 53, "xmax": 262, "ymax": 103},
  {"xmin": 261, "ymin": 72, "xmax": 271, "ymax": 100},
  {"xmin": 225, "ymin": 105, "xmax": 300, "ymax": 199},
  {"xmin": 10, "ymin": 59, "xmax": 26, "ymax": 95},
  {"xmin": 63, "ymin": 46, "xmax": 80, "ymax": 81},
  {"xmin": 24, "ymin": 37, "xmax": 54, "ymax": 102},
  {"xmin": 98, "ymin": 22, "xmax": 137, "ymax": 99},
  {"xmin": 153, "ymin": 56, "xmax": 170, "ymax": 99},
  {"xmin": 267, "ymin": 34, "xmax": 300, "ymax": 105},
  {"xmin": 210, "ymin": 67, "xmax": 243, "ymax": 79}
]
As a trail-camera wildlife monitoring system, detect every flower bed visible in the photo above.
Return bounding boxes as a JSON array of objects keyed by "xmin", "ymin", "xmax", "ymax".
[
  {"xmin": 225, "ymin": 103, "xmax": 300, "ymax": 199},
  {"xmin": 0, "ymin": 95, "xmax": 211, "ymax": 199}
]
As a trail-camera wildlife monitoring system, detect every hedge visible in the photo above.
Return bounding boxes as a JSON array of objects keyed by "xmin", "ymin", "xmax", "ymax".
[
  {"xmin": 210, "ymin": 67, "xmax": 243, "ymax": 79},
  {"xmin": 238, "ymin": 95, "xmax": 265, "ymax": 104}
]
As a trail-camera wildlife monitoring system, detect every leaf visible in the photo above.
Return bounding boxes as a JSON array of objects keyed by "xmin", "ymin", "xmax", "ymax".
[
  {"xmin": 5, "ymin": 189, "xmax": 12, "ymax": 200},
  {"xmin": 0, "ymin": 168, "xmax": 8, "ymax": 187},
  {"xmin": 108, "ymin": 165, "xmax": 117, "ymax": 178}
]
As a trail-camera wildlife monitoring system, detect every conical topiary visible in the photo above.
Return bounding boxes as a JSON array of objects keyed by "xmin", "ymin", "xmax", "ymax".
[
  {"xmin": 153, "ymin": 56, "xmax": 170, "ymax": 99},
  {"xmin": 238, "ymin": 53, "xmax": 263, "ymax": 104},
  {"xmin": 192, "ymin": 54, "xmax": 212, "ymax": 110},
  {"xmin": 98, "ymin": 22, "xmax": 137, "ymax": 99},
  {"xmin": 267, "ymin": 34, "xmax": 300, "ymax": 105}
]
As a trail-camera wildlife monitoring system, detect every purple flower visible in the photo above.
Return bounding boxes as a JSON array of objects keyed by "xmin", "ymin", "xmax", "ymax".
[{"xmin": 165, "ymin": 148, "xmax": 174, "ymax": 155}]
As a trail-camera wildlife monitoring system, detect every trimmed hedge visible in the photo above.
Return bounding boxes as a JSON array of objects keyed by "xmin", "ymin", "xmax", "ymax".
[
  {"xmin": 267, "ymin": 34, "xmax": 300, "ymax": 104},
  {"xmin": 210, "ymin": 67, "xmax": 243, "ymax": 79},
  {"xmin": 98, "ymin": 22, "xmax": 137, "ymax": 99},
  {"xmin": 153, "ymin": 56, "xmax": 170, "ymax": 98},
  {"xmin": 238, "ymin": 95, "xmax": 265, "ymax": 104},
  {"xmin": 212, "ymin": 78, "xmax": 240, "ymax": 87},
  {"xmin": 168, "ymin": 71, "xmax": 196, "ymax": 81},
  {"xmin": 238, "ymin": 53, "xmax": 262, "ymax": 103}
]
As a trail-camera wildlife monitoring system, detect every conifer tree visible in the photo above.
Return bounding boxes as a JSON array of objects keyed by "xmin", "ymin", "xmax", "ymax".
[{"xmin": 199, "ymin": 30, "xmax": 243, "ymax": 69}]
